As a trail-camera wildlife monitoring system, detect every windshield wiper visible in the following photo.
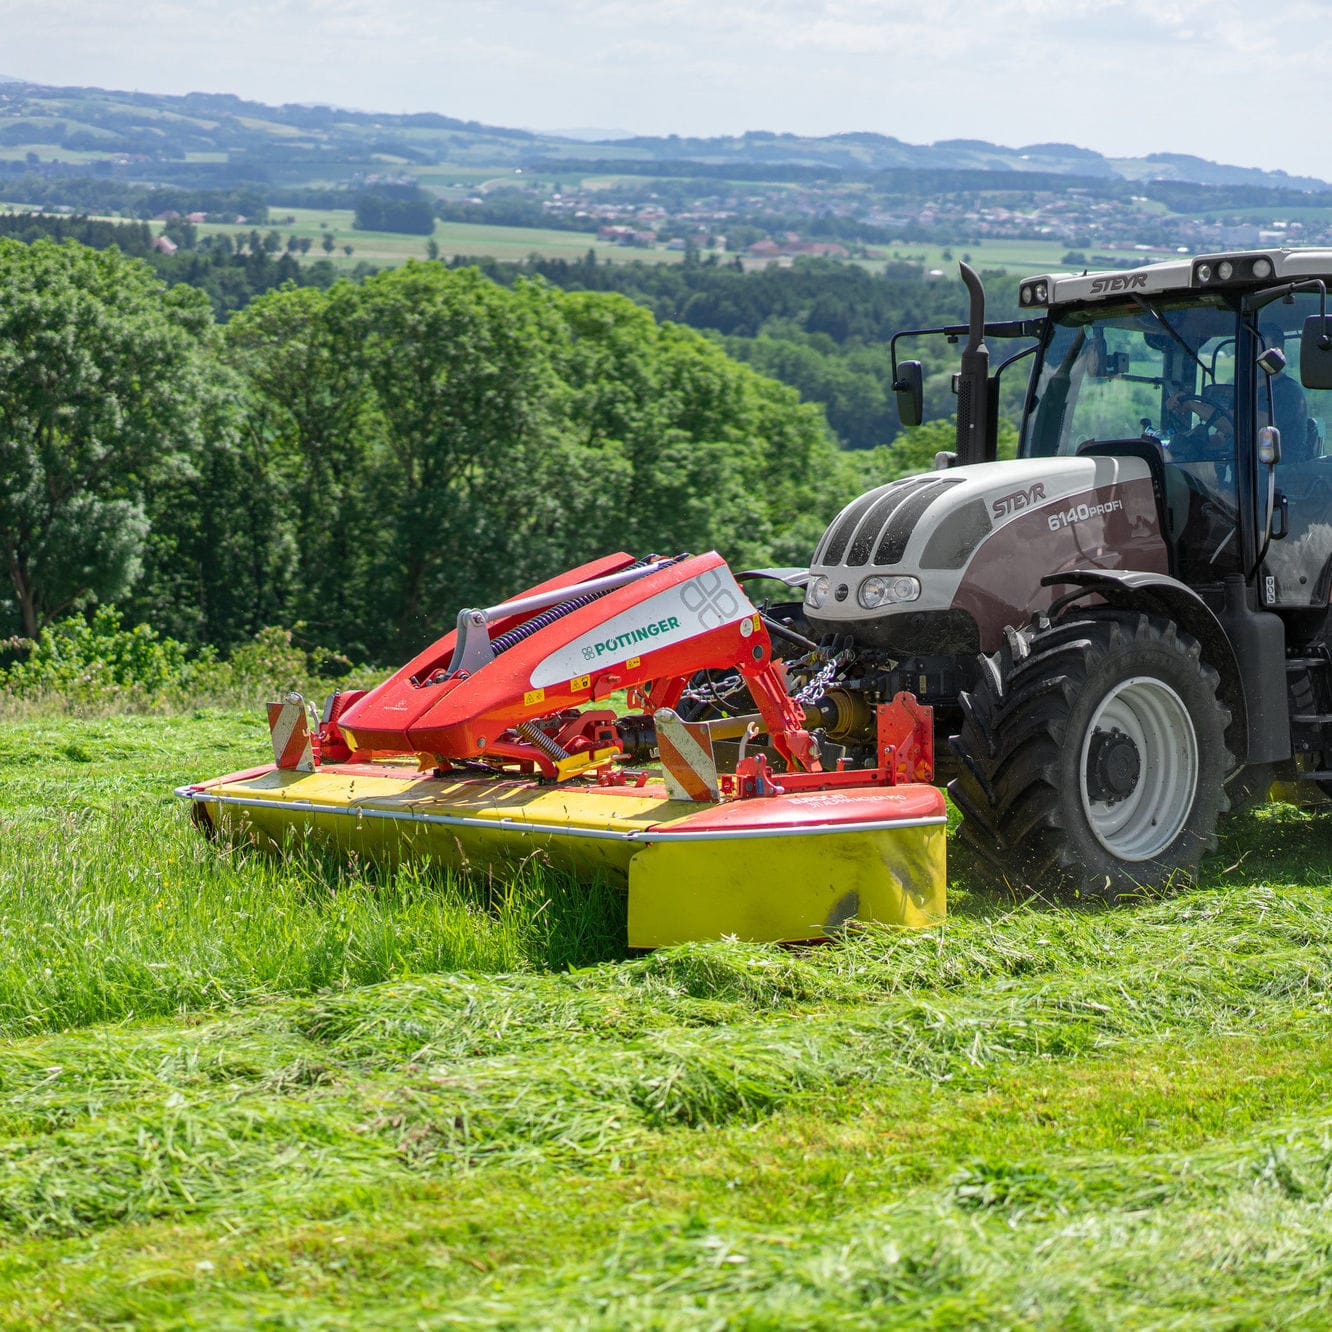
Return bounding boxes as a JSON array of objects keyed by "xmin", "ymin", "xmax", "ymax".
[{"xmin": 1131, "ymin": 295, "xmax": 1209, "ymax": 380}]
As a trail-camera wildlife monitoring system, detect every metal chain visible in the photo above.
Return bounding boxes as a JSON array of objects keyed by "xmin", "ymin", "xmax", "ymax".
[
  {"xmin": 680, "ymin": 671, "xmax": 746, "ymax": 705},
  {"xmin": 792, "ymin": 650, "xmax": 850, "ymax": 705},
  {"xmin": 680, "ymin": 649, "xmax": 849, "ymax": 709}
]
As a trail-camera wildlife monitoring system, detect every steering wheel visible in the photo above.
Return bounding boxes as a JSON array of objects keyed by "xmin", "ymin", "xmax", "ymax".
[{"xmin": 1168, "ymin": 393, "xmax": 1235, "ymax": 461}]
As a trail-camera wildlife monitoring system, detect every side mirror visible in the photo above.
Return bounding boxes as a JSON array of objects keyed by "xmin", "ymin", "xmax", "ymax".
[
  {"xmin": 1088, "ymin": 342, "xmax": 1128, "ymax": 378},
  {"xmin": 893, "ymin": 360, "xmax": 923, "ymax": 428},
  {"xmin": 1300, "ymin": 314, "xmax": 1332, "ymax": 389}
]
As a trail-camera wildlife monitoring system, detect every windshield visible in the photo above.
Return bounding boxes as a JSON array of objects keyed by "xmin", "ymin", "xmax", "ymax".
[
  {"xmin": 1024, "ymin": 296, "xmax": 1239, "ymax": 458},
  {"xmin": 1023, "ymin": 295, "xmax": 1243, "ymax": 582}
]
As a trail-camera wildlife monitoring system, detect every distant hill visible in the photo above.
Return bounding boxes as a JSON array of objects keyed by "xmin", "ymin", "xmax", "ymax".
[
  {"xmin": 0, "ymin": 79, "xmax": 1326, "ymax": 194},
  {"xmin": 597, "ymin": 129, "xmax": 1330, "ymax": 192},
  {"xmin": 541, "ymin": 127, "xmax": 638, "ymax": 142}
]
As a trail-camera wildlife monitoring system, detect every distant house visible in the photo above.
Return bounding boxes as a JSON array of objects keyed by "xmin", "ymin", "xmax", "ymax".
[
  {"xmin": 599, "ymin": 224, "xmax": 656, "ymax": 247},
  {"xmin": 151, "ymin": 235, "xmax": 178, "ymax": 255}
]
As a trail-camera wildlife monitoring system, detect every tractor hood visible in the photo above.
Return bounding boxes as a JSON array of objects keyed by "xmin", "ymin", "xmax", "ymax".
[{"xmin": 804, "ymin": 454, "xmax": 1168, "ymax": 654}]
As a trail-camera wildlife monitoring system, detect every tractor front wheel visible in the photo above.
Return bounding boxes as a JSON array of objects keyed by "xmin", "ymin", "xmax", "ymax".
[{"xmin": 949, "ymin": 610, "xmax": 1232, "ymax": 901}]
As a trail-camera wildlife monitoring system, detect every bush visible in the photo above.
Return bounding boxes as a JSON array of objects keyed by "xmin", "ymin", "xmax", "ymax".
[
  {"xmin": 0, "ymin": 607, "xmax": 195, "ymax": 706},
  {"xmin": 0, "ymin": 609, "xmax": 371, "ymax": 714}
]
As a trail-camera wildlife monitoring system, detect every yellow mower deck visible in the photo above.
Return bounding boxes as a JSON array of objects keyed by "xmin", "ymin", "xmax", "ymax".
[{"xmin": 180, "ymin": 761, "xmax": 946, "ymax": 948}]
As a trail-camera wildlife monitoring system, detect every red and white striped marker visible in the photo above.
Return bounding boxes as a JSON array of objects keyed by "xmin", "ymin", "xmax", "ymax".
[
  {"xmin": 655, "ymin": 707, "xmax": 720, "ymax": 803},
  {"xmin": 268, "ymin": 693, "xmax": 316, "ymax": 772}
]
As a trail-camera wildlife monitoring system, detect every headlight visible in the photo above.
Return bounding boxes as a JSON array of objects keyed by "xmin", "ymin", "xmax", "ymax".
[
  {"xmin": 1195, "ymin": 254, "xmax": 1276, "ymax": 287},
  {"xmin": 806, "ymin": 575, "xmax": 831, "ymax": 609},
  {"xmin": 857, "ymin": 574, "xmax": 921, "ymax": 608},
  {"xmin": 858, "ymin": 575, "xmax": 891, "ymax": 608}
]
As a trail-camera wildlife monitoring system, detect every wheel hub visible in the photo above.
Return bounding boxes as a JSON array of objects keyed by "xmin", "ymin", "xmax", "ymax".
[
  {"xmin": 1078, "ymin": 674, "xmax": 1200, "ymax": 861},
  {"xmin": 1086, "ymin": 726, "xmax": 1141, "ymax": 804}
]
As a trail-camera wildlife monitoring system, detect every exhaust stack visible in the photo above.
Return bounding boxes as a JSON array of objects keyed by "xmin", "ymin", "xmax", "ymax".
[{"xmin": 955, "ymin": 262, "xmax": 991, "ymax": 467}]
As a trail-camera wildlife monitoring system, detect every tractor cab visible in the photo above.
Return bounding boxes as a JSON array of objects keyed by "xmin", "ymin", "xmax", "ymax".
[
  {"xmin": 1016, "ymin": 250, "xmax": 1332, "ymax": 620},
  {"xmin": 1022, "ymin": 289, "xmax": 1245, "ymax": 587}
]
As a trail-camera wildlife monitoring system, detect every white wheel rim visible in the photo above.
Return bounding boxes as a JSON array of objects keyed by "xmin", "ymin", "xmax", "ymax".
[{"xmin": 1079, "ymin": 676, "xmax": 1199, "ymax": 861}]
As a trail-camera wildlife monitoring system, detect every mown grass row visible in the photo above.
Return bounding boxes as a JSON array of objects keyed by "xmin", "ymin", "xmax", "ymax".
[
  {"xmin": 2, "ymin": 709, "xmax": 1332, "ymax": 1326},
  {"xmin": 1, "ymin": 891, "xmax": 1331, "ymax": 1326}
]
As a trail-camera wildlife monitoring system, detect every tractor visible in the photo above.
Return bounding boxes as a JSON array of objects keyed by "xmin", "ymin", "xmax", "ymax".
[
  {"xmin": 754, "ymin": 249, "xmax": 1332, "ymax": 898},
  {"xmin": 188, "ymin": 247, "xmax": 1332, "ymax": 926}
]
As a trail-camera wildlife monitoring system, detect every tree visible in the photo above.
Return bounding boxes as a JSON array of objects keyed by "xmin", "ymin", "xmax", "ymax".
[
  {"xmin": 882, "ymin": 416, "xmax": 1019, "ymax": 480},
  {"xmin": 0, "ymin": 239, "xmax": 216, "ymax": 636},
  {"xmin": 354, "ymin": 193, "xmax": 436, "ymax": 236},
  {"xmin": 162, "ymin": 218, "xmax": 197, "ymax": 250},
  {"xmin": 223, "ymin": 264, "xmax": 862, "ymax": 659},
  {"xmin": 349, "ymin": 264, "xmax": 563, "ymax": 650},
  {"xmin": 223, "ymin": 283, "xmax": 380, "ymax": 655},
  {"xmin": 509, "ymin": 286, "xmax": 857, "ymax": 578}
]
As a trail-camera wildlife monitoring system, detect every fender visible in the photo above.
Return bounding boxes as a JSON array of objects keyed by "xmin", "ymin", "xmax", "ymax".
[{"xmin": 1041, "ymin": 569, "xmax": 1291, "ymax": 766}]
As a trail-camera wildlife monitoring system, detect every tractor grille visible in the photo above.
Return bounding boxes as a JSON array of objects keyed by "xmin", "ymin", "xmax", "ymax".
[{"xmin": 817, "ymin": 477, "xmax": 962, "ymax": 569}]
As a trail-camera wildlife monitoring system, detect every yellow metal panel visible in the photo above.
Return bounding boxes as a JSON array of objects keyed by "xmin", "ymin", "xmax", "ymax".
[
  {"xmin": 202, "ymin": 786, "xmax": 644, "ymax": 882},
  {"xmin": 626, "ymin": 824, "xmax": 945, "ymax": 948},
  {"xmin": 190, "ymin": 765, "xmax": 947, "ymax": 948}
]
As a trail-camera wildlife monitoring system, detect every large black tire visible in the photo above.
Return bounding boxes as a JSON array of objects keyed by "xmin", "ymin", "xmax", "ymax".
[{"xmin": 949, "ymin": 610, "xmax": 1233, "ymax": 901}]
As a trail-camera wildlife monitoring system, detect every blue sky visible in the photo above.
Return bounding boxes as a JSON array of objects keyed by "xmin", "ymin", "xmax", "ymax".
[{"xmin": 6, "ymin": 0, "xmax": 1331, "ymax": 179}]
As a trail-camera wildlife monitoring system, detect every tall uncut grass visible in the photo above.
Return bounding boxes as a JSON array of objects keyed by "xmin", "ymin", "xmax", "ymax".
[{"xmin": 0, "ymin": 710, "xmax": 625, "ymax": 1037}]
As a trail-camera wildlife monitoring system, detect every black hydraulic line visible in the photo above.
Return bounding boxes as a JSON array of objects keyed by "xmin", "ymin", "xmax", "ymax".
[{"xmin": 762, "ymin": 614, "xmax": 820, "ymax": 654}]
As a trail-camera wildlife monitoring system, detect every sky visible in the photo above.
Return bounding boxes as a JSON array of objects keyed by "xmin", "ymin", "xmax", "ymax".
[{"xmin": 6, "ymin": 0, "xmax": 1332, "ymax": 180}]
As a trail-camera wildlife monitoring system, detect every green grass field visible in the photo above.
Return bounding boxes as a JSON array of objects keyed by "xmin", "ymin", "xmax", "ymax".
[
  {"xmin": 193, "ymin": 206, "xmax": 686, "ymax": 271},
  {"xmin": 0, "ymin": 195, "xmax": 1172, "ymax": 277},
  {"xmin": 1, "ymin": 709, "xmax": 1330, "ymax": 1326}
]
